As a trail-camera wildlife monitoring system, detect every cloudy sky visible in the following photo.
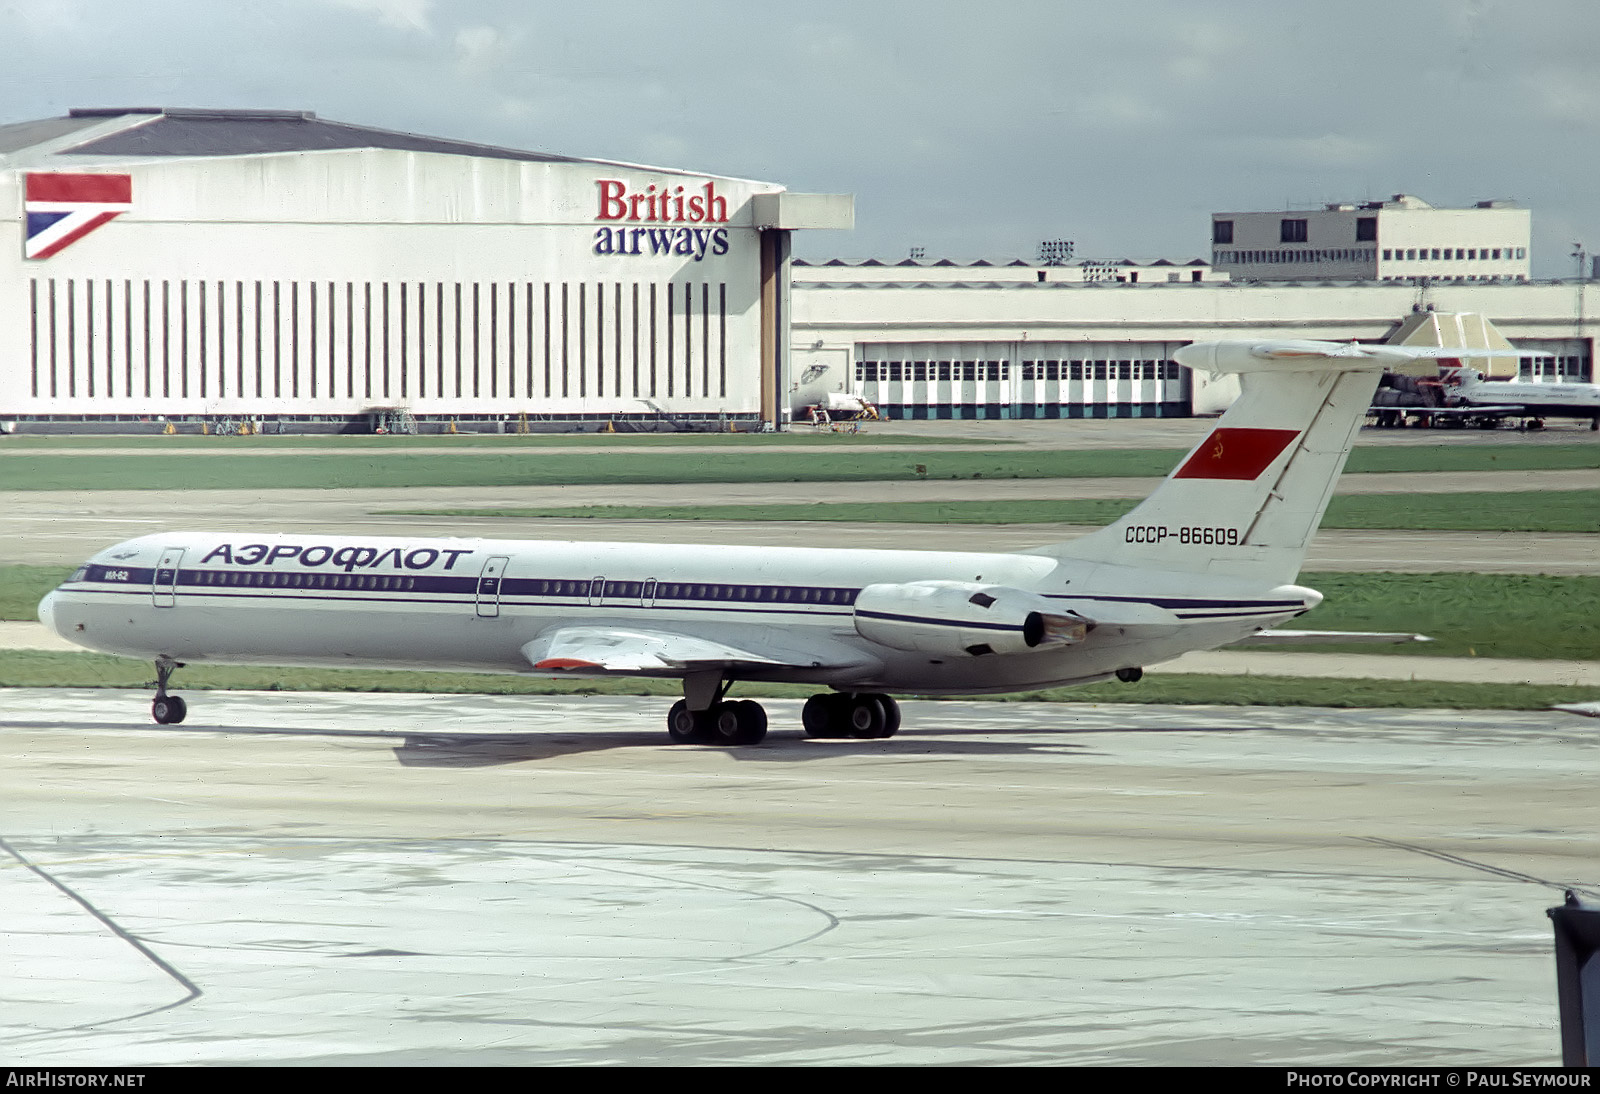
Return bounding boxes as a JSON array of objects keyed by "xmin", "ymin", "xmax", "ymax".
[{"xmin": 4, "ymin": 0, "xmax": 1596, "ymax": 274}]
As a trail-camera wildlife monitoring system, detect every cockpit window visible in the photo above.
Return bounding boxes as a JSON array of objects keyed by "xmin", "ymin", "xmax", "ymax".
[{"xmin": 69, "ymin": 567, "xmax": 89, "ymax": 582}]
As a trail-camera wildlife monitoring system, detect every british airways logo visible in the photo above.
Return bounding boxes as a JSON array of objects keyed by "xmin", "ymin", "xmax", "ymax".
[
  {"xmin": 24, "ymin": 173, "xmax": 132, "ymax": 260},
  {"xmin": 593, "ymin": 178, "xmax": 730, "ymax": 261}
]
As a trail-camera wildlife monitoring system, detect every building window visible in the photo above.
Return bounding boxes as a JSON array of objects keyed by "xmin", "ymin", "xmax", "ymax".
[
  {"xmin": 1213, "ymin": 220, "xmax": 1234, "ymax": 244},
  {"xmin": 1356, "ymin": 217, "xmax": 1377, "ymax": 242},
  {"xmin": 1280, "ymin": 219, "xmax": 1308, "ymax": 243}
]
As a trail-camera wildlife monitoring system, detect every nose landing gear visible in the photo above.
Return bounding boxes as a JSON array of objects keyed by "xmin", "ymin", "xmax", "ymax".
[{"xmin": 151, "ymin": 657, "xmax": 188, "ymax": 724}]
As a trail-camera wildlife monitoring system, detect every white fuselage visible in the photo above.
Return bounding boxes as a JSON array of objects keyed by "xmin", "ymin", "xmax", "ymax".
[
  {"xmin": 1455, "ymin": 375, "xmax": 1600, "ymax": 416},
  {"xmin": 39, "ymin": 531, "xmax": 1317, "ymax": 695}
]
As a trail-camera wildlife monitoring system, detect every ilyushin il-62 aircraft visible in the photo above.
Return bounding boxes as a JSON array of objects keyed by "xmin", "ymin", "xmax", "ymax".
[{"xmin": 38, "ymin": 334, "xmax": 1520, "ymax": 746}]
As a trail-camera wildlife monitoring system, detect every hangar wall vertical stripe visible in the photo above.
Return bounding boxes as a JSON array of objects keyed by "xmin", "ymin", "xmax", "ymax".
[{"xmin": 20, "ymin": 276, "xmax": 742, "ymax": 415}]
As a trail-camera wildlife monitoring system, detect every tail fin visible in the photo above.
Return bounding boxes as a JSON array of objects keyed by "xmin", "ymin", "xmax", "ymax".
[
  {"xmin": 1389, "ymin": 311, "xmax": 1520, "ymax": 379},
  {"xmin": 1034, "ymin": 341, "xmax": 1387, "ymax": 584},
  {"xmin": 1037, "ymin": 331, "xmax": 1528, "ymax": 583}
]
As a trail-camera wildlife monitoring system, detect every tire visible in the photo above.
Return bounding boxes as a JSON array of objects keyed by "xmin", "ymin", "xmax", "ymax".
[
  {"xmin": 843, "ymin": 695, "xmax": 887, "ymax": 739},
  {"xmin": 802, "ymin": 694, "xmax": 836, "ymax": 738},
  {"xmin": 711, "ymin": 700, "xmax": 767, "ymax": 746},
  {"xmin": 666, "ymin": 699, "xmax": 707, "ymax": 744},
  {"xmin": 152, "ymin": 695, "xmax": 187, "ymax": 725},
  {"xmin": 874, "ymin": 695, "xmax": 901, "ymax": 738}
]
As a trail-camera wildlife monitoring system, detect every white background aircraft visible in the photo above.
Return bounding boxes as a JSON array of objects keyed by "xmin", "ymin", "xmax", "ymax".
[
  {"xmin": 1370, "ymin": 312, "xmax": 1600, "ymax": 430},
  {"xmin": 38, "ymin": 335, "xmax": 1519, "ymax": 745},
  {"xmin": 1445, "ymin": 367, "xmax": 1600, "ymax": 429}
]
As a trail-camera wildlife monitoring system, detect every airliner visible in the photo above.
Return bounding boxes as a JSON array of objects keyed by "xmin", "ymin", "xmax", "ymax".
[
  {"xmin": 1369, "ymin": 312, "xmax": 1598, "ymax": 430},
  {"xmin": 37, "ymin": 335, "xmax": 1518, "ymax": 745},
  {"xmin": 1446, "ymin": 367, "xmax": 1600, "ymax": 429}
]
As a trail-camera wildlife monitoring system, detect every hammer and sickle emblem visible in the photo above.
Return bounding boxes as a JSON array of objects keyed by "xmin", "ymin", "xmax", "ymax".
[{"xmin": 1210, "ymin": 437, "xmax": 1225, "ymax": 460}]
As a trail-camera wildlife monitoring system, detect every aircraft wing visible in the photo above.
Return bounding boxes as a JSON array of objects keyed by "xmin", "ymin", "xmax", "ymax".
[
  {"xmin": 523, "ymin": 626, "xmax": 790, "ymax": 673},
  {"xmin": 1233, "ymin": 629, "xmax": 1432, "ymax": 646}
]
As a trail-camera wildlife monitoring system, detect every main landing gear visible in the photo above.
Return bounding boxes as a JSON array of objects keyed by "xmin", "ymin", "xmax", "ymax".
[
  {"xmin": 663, "ymin": 673, "xmax": 902, "ymax": 747},
  {"xmin": 801, "ymin": 692, "xmax": 901, "ymax": 740},
  {"xmin": 667, "ymin": 698, "xmax": 768, "ymax": 746},
  {"xmin": 151, "ymin": 656, "xmax": 187, "ymax": 725}
]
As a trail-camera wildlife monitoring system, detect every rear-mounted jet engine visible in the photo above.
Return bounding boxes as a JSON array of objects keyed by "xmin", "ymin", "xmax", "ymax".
[{"xmin": 853, "ymin": 580, "xmax": 1090, "ymax": 657}]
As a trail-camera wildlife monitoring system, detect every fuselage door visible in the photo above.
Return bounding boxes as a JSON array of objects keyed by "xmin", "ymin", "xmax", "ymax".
[
  {"xmin": 152, "ymin": 547, "xmax": 185, "ymax": 608},
  {"xmin": 476, "ymin": 556, "xmax": 509, "ymax": 618}
]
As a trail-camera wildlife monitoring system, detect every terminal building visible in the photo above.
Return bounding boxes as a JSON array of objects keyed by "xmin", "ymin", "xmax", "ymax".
[
  {"xmin": 0, "ymin": 107, "xmax": 851, "ymax": 431},
  {"xmin": 1209, "ymin": 194, "xmax": 1531, "ymax": 284}
]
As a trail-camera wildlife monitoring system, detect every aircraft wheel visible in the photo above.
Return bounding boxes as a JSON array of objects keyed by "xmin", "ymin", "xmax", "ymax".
[
  {"xmin": 152, "ymin": 695, "xmax": 187, "ymax": 725},
  {"xmin": 710, "ymin": 700, "xmax": 767, "ymax": 746},
  {"xmin": 666, "ymin": 700, "xmax": 709, "ymax": 744},
  {"xmin": 802, "ymin": 694, "xmax": 836, "ymax": 738},
  {"xmin": 843, "ymin": 695, "xmax": 888, "ymax": 739},
  {"xmin": 871, "ymin": 694, "xmax": 901, "ymax": 738}
]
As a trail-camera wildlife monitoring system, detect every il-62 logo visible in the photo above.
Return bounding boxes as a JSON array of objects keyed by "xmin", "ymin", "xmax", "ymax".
[{"xmin": 593, "ymin": 178, "xmax": 730, "ymax": 261}]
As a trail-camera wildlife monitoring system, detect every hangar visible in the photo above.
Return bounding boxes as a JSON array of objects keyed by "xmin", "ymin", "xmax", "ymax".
[
  {"xmin": 789, "ymin": 259, "xmax": 1597, "ymax": 417},
  {"xmin": 0, "ymin": 107, "xmax": 851, "ymax": 431}
]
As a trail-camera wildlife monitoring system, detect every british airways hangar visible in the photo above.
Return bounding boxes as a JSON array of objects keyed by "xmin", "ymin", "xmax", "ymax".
[{"xmin": 0, "ymin": 107, "xmax": 852, "ymax": 431}]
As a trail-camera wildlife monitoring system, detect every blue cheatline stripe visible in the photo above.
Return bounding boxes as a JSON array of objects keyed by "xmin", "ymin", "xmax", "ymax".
[
  {"xmin": 77, "ymin": 564, "xmax": 861, "ymax": 607},
  {"xmin": 59, "ymin": 583, "xmax": 857, "ymax": 619},
  {"xmin": 1046, "ymin": 592, "xmax": 1307, "ymax": 610},
  {"xmin": 66, "ymin": 567, "xmax": 1303, "ymax": 622},
  {"xmin": 854, "ymin": 609, "xmax": 1026, "ymax": 634}
]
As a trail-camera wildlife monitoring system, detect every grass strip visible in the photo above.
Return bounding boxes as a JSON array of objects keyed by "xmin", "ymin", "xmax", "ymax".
[
  {"xmin": 1269, "ymin": 572, "xmax": 1600, "ymax": 660},
  {"xmin": 1, "ymin": 650, "xmax": 1595, "ymax": 711},
  {"xmin": 392, "ymin": 488, "xmax": 1600, "ymax": 534},
  {"xmin": 1344, "ymin": 442, "xmax": 1600, "ymax": 474},
  {"xmin": 396, "ymin": 499, "xmax": 1138, "ymax": 526},
  {"xmin": 0, "ymin": 448, "xmax": 1178, "ymax": 491},
  {"xmin": 1325, "ymin": 489, "xmax": 1600, "ymax": 533},
  {"xmin": 1, "ymin": 443, "xmax": 1595, "ymax": 492},
  {"xmin": 0, "ymin": 565, "xmax": 72, "ymax": 621}
]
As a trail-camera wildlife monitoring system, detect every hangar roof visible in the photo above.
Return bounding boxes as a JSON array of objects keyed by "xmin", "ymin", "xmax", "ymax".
[
  {"xmin": 1, "ymin": 107, "xmax": 736, "ymax": 176},
  {"xmin": 0, "ymin": 114, "xmax": 106, "ymax": 155},
  {"xmin": 54, "ymin": 107, "xmax": 582, "ymax": 164}
]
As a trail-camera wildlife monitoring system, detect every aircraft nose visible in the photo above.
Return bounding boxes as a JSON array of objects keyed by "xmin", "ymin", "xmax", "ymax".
[
  {"xmin": 1171, "ymin": 343, "xmax": 1215, "ymax": 373},
  {"xmin": 37, "ymin": 590, "xmax": 59, "ymax": 635}
]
